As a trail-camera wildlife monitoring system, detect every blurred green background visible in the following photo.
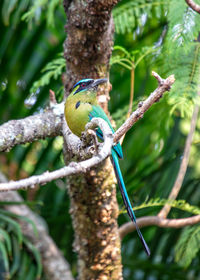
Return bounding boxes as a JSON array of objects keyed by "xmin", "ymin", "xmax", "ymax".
[{"xmin": 0, "ymin": 0, "xmax": 200, "ymax": 279}]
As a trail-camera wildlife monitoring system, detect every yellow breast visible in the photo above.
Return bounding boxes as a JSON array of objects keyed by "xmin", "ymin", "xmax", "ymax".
[{"xmin": 64, "ymin": 98, "xmax": 92, "ymax": 137}]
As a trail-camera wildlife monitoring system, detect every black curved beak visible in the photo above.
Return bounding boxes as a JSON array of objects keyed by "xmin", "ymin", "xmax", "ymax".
[{"xmin": 93, "ymin": 78, "xmax": 108, "ymax": 87}]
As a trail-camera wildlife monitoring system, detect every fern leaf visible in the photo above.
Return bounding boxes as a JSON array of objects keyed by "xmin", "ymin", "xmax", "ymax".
[
  {"xmin": 159, "ymin": 0, "xmax": 200, "ymax": 116},
  {"xmin": 29, "ymin": 53, "xmax": 66, "ymax": 93},
  {"xmin": 21, "ymin": 0, "xmax": 62, "ymax": 27},
  {"xmin": 175, "ymin": 225, "xmax": 200, "ymax": 267},
  {"xmin": 113, "ymin": 0, "xmax": 168, "ymax": 34},
  {"xmin": 111, "ymin": 45, "xmax": 156, "ymax": 70},
  {"xmin": 119, "ymin": 198, "xmax": 200, "ymax": 215}
]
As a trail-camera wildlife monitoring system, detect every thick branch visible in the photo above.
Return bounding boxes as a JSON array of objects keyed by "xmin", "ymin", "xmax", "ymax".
[
  {"xmin": 0, "ymin": 173, "xmax": 74, "ymax": 280},
  {"xmin": 0, "ymin": 103, "xmax": 64, "ymax": 152},
  {"xmin": 0, "ymin": 118, "xmax": 113, "ymax": 191},
  {"xmin": 158, "ymin": 105, "xmax": 199, "ymax": 218},
  {"xmin": 114, "ymin": 72, "xmax": 175, "ymax": 143},
  {"xmin": 119, "ymin": 215, "xmax": 200, "ymax": 239},
  {"xmin": 185, "ymin": 0, "xmax": 200, "ymax": 13}
]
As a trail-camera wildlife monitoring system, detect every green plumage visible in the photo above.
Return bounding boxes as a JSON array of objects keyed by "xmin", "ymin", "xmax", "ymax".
[{"xmin": 65, "ymin": 88, "xmax": 97, "ymax": 137}]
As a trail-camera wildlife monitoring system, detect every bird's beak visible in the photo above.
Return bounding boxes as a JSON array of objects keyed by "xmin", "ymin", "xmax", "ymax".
[{"xmin": 93, "ymin": 78, "xmax": 108, "ymax": 87}]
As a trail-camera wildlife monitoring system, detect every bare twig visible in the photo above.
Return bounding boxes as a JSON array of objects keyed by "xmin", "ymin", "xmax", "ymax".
[
  {"xmin": 0, "ymin": 118, "xmax": 113, "ymax": 191},
  {"xmin": 158, "ymin": 105, "xmax": 199, "ymax": 218},
  {"xmin": 114, "ymin": 72, "xmax": 175, "ymax": 143},
  {"xmin": 127, "ymin": 68, "xmax": 135, "ymax": 118},
  {"xmin": 185, "ymin": 0, "xmax": 200, "ymax": 13},
  {"xmin": 119, "ymin": 215, "xmax": 200, "ymax": 239},
  {"xmin": 0, "ymin": 173, "xmax": 74, "ymax": 280},
  {"xmin": 49, "ymin": 89, "xmax": 57, "ymax": 105}
]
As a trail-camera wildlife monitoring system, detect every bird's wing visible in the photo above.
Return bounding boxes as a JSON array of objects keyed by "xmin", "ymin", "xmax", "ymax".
[{"xmin": 89, "ymin": 105, "xmax": 123, "ymax": 159}]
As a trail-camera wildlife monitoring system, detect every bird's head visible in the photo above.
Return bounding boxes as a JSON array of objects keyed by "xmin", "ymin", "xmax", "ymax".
[{"xmin": 71, "ymin": 78, "xmax": 107, "ymax": 95}]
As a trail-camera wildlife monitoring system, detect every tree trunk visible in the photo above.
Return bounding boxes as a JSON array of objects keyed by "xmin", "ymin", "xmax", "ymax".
[{"xmin": 63, "ymin": 0, "xmax": 122, "ymax": 279}]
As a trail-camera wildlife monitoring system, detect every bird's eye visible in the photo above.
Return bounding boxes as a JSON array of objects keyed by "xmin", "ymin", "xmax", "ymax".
[{"xmin": 81, "ymin": 83, "xmax": 86, "ymax": 88}]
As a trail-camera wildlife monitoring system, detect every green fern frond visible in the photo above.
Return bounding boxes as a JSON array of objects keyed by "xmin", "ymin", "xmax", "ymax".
[
  {"xmin": 120, "ymin": 198, "xmax": 200, "ymax": 215},
  {"xmin": 175, "ymin": 225, "xmax": 200, "ymax": 267},
  {"xmin": 111, "ymin": 45, "xmax": 156, "ymax": 70},
  {"xmin": 159, "ymin": 0, "xmax": 200, "ymax": 116},
  {"xmin": 2, "ymin": 0, "xmax": 30, "ymax": 26},
  {"xmin": 30, "ymin": 52, "xmax": 66, "ymax": 93},
  {"xmin": 167, "ymin": 0, "xmax": 200, "ymax": 49},
  {"xmin": 21, "ymin": 0, "xmax": 62, "ymax": 27},
  {"xmin": 113, "ymin": 0, "xmax": 168, "ymax": 34},
  {"xmin": 0, "ymin": 209, "xmax": 42, "ymax": 279}
]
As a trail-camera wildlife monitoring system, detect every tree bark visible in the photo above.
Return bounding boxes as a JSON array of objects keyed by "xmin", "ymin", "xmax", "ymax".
[{"xmin": 63, "ymin": 0, "xmax": 122, "ymax": 279}]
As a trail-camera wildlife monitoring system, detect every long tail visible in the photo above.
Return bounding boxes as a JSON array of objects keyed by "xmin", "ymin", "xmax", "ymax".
[{"xmin": 111, "ymin": 150, "xmax": 150, "ymax": 256}]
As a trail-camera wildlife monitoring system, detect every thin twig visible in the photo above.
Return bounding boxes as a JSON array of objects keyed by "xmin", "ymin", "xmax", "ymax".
[
  {"xmin": 119, "ymin": 215, "xmax": 200, "ymax": 239},
  {"xmin": 49, "ymin": 89, "xmax": 57, "ymax": 105},
  {"xmin": 114, "ymin": 72, "xmax": 175, "ymax": 143},
  {"xmin": 158, "ymin": 105, "xmax": 199, "ymax": 218},
  {"xmin": 185, "ymin": 0, "xmax": 200, "ymax": 13},
  {"xmin": 127, "ymin": 68, "xmax": 135, "ymax": 118}
]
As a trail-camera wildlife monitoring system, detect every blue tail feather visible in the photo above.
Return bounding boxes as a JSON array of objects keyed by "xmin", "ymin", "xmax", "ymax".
[
  {"xmin": 111, "ymin": 150, "xmax": 150, "ymax": 256},
  {"xmin": 88, "ymin": 108, "xmax": 150, "ymax": 255}
]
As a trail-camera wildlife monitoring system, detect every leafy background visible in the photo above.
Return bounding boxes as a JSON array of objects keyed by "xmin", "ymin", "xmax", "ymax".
[{"xmin": 0, "ymin": 0, "xmax": 200, "ymax": 279}]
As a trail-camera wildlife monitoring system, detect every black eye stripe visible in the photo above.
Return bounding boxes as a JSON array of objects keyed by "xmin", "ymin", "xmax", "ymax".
[{"xmin": 73, "ymin": 80, "xmax": 94, "ymax": 95}]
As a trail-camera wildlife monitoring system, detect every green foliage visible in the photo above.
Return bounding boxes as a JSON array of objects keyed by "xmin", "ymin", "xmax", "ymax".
[
  {"xmin": 1, "ymin": 0, "xmax": 200, "ymax": 279},
  {"xmin": 1, "ymin": 0, "xmax": 63, "ymax": 27},
  {"xmin": 113, "ymin": 0, "xmax": 168, "ymax": 34},
  {"xmin": 30, "ymin": 53, "xmax": 66, "ymax": 94},
  {"xmin": 22, "ymin": 0, "xmax": 62, "ymax": 27},
  {"xmin": 120, "ymin": 198, "xmax": 200, "ymax": 215},
  {"xmin": 110, "ymin": 45, "xmax": 156, "ymax": 70},
  {"xmin": 2, "ymin": 0, "xmax": 30, "ymax": 26},
  {"xmin": 175, "ymin": 225, "xmax": 200, "ymax": 267},
  {"xmin": 159, "ymin": 0, "xmax": 200, "ymax": 117},
  {"xmin": 0, "ymin": 208, "xmax": 41, "ymax": 279}
]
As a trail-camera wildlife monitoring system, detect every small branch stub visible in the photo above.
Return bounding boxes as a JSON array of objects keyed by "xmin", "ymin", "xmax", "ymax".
[{"xmin": 185, "ymin": 0, "xmax": 200, "ymax": 13}]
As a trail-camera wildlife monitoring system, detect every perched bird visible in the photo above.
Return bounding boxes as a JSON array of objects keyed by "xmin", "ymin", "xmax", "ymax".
[{"xmin": 64, "ymin": 78, "xmax": 150, "ymax": 256}]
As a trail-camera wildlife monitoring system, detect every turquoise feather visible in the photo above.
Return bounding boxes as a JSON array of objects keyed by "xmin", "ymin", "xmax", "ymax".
[{"xmin": 89, "ymin": 105, "xmax": 150, "ymax": 256}]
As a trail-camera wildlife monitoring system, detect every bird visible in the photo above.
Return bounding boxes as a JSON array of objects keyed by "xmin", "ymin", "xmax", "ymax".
[{"xmin": 64, "ymin": 78, "xmax": 150, "ymax": 256}]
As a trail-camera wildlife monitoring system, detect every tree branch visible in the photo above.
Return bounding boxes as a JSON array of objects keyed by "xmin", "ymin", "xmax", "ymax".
[
  {"xmin": 185, "ymin": 0, "xmax": 200, "ymax": 13},
  {"xmin": 0, "ymin": 118, "xmax": 113, "ymax": 191},
  {"xmin": 158, "ymin": 105, "xmax": 199, "ymax": 218},
  {"xmin": 114, "ymin": 72, "xmax": 175, "ymax": 143},
  {"xmin": 0, "ymin": 103, "xmax": 64, "ymax": 152},
  {"xmin": 0, "ymin": 172, "xmax": 74, "ymax": 280},
  {"xmin": 119, "ymin": 215, "xmax": 200, "ymax": 239}
]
